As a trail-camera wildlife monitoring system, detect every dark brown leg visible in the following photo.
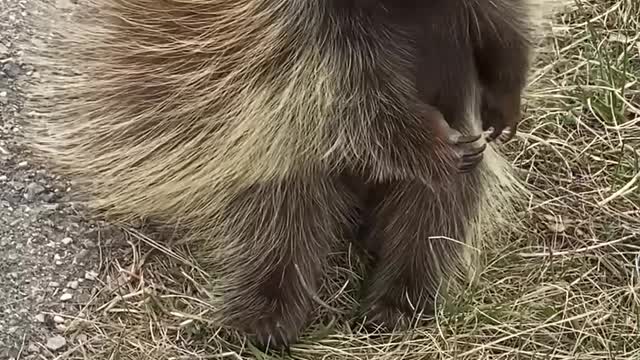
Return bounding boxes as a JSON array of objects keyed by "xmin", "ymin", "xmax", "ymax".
[
  {"xmin": 361, "ymin": 174, "xmax": 483, "ymax": 330},
  {"xmin": 217, "ymin": 176, "xmax": 357, "ymax": 350},
  {"xmin": 471, "ymin": 2, "xmax": 533, "ymax": 144}
]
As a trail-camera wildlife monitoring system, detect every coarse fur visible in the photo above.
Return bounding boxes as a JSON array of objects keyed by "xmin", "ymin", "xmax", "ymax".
[{"xmin": 25, "ymin": 0, "xmax": 562, "ymax": 351}]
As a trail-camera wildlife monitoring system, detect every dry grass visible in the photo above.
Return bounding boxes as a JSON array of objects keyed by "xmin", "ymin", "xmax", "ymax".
[{"xmin": 36, "ymin": 0, "xmax": 640, "ymax": 359}]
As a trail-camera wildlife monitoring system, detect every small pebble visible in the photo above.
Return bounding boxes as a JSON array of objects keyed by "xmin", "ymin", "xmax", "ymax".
[
  {"xmin": 48, "ymin": 281, "xmax": 60, "ymax": 287},
  {"xmin": 34, "ymin": 313, "xmax": 45, "ymax": 323},
  {"xmin": 45, "ymin": 335, "xmax": 66, "ymax": 351},
  {"xmin": 85, "ymin": 271, "xmax": 98, "ymax": 280},
  {"xmin": 56, "ymin": 0, "xmax": 76, "ymax": 9},
  {"xmin": 2, "ymin": 61, "xmax": 21, "ymax": 77},
  {"xmin": 68, "ymin": 280, "xmax": 79, "ymax": 289},
  {"xmin": 60, "ymin": 293, "xmax": 73, "ymax": 301},
  {"xmin": 26, "ymin": 182, "xmax": 45, "ymax": 198},
  {"xmin": 27, "ymin": 343, "xmax": 39, "ymax": 353},
  {"xmin": 53, "ymin": 315, "xmax": 64, "ymax": 323},
  {"xmin": 76, "ymin": 334, "xmax": 88, "ymax": 344},
  {"xmin": 9, "ymin": 181, "xmax": 24, "ymax": 191},
  {"xmin": 61, "ymin": 237, "xmax": 73, "ymax": 245},
  {"xmin": 75, "ymin": 249, "xmax": 89, "ymax": 260}
]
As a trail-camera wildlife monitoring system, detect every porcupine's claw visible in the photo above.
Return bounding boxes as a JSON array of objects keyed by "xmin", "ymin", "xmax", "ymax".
[
  {"xmin": 364, "ymin": 301, "xmax": 411, "ymax": 332},
  {"xmin": 249, "ymin": 319, "xmax": 298, "ymax": 352},
  {"xmin": 481, "ymin": 90, "xmax": 521, "ymax": 145},
  {"xmin": 486, "ymin": 123, "xmax": 517, "ymax": 145}
]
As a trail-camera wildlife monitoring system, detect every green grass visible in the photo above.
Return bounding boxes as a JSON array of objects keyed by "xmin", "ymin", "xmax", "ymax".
[{"xmin": 34, "ymin": 0, "xmax": 640, "ymax": 359}]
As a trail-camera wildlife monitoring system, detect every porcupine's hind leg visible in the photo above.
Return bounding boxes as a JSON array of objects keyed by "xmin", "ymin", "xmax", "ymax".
[
  {"xmin": 360, "ymin": 173, "xmax": 483, "ymax": 330},
  {"xmin": 217, "ymin": 175, "xmax": 357, "ymax": 350}
]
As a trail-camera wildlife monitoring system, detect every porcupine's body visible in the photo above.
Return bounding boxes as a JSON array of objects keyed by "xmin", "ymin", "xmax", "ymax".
[{"xmin": 27, "ymin": 0, "xmax": 552, "ymax": 349}]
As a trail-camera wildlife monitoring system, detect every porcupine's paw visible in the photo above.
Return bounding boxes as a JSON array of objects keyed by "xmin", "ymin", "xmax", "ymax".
[
  {"xmin": 481, "ymin": 90, "xmax": 521, "ymax": 145},
  {"xmin": 486, "ymin": 125, "xmax": 517, "ymax": 145},
  {"xmin": 247, "ymin": 311, "xmax": 302, "ymax": 351},
  {"xmin": 224, "ymin": 289, "xmax": 308, "ymax": 352},
  {"xmin": 363, "ymin": 300, "xmax": 412, "ymax": 332},
  {"xmin": 445, "ymin": 130, "xmax": 487, "ymax": 173}
]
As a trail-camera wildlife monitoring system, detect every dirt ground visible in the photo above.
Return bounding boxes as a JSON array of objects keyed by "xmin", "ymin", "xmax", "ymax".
[{"xmin": 0, "ymin": 0, "xmax": 107, "ymax": 358}]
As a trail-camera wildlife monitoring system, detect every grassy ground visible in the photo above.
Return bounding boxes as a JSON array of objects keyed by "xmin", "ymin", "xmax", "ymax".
[{"xmin": 32, "ymin": 0, "xmax": 640, "ymax": 359}]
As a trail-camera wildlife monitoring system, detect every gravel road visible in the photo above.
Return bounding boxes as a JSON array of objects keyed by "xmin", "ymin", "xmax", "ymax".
[{"xmin": 0, "ymin": 0, "xmax": 104, "ymax": 358}]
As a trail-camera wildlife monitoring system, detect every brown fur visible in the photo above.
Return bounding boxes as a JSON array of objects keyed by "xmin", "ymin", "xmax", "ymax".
[{"xmin": 25, "ymin": 0, "xmax": 561, "ymax": 351}]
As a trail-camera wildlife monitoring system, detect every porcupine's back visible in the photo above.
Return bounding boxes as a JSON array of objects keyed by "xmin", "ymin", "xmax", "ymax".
[{"xmin": 27, "ymin": 0, "xmax": 357, "ymax": 233}]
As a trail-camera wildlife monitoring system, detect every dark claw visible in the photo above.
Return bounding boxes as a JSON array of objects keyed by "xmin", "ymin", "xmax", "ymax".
[
  {"xmin": 284, "ymin": 345, "xmax": 292, "ymax": 357},
  {"xmin": 248, "ymin": 320, "xmax": 297, "ymax": 352},
  {"xmin": 497, "ymin": 125, "xmax": 517, "ymax": 144},
  {"xmin": 461, "ymin": 152, "xmax": 484, "ymax": 168},
  {"xmin": 460, "ymin": 161, "xmax": 482, "ymax": 173},
  {"xmin": 486, "ymin": 122, "xmax": 518, "ymax": 144},
  {"xmin": 486, "ymin": 125, "xmax": 505, "ymax": 142},
  {"xmin": 460, "ymin": 160, "xmax": 483, "ymax": 172},
  {"xmin": 454, "ymin": 133, "xmax": 482, "ymax": 144},
  {"xmin": 466, "ymin": 142, "xmax": 487, "ymax": 157},
  {"xmin": 364, "ymin": 302, "xmax": 410, "ymax": 332}
]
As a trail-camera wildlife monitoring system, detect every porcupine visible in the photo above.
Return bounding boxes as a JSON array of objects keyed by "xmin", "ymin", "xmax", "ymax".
[{"xmin": 26, "ymin": 0, "xmax": 558, "ymax": 350}]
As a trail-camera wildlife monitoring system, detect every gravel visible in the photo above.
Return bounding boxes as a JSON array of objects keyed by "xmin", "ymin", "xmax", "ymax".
[{"xmin": 0, "ymin": 0, "xmax": 104, "ymax": 358}]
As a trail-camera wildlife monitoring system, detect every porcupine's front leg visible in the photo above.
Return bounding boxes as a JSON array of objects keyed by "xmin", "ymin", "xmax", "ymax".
[
  {"xmin": 360, "ymin": 173, "xmax": 483, "ymax": 330},
  {"xmin": 361, "ymin": 102, "xmax": 486, "ymax": 185},
  {"xmin": 471, "ymin": 2, "xmax": 533, "ymax": 144},
  {"xmin": 217, "ymin": 176, "xmax": 356, "ymax": 350}
]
